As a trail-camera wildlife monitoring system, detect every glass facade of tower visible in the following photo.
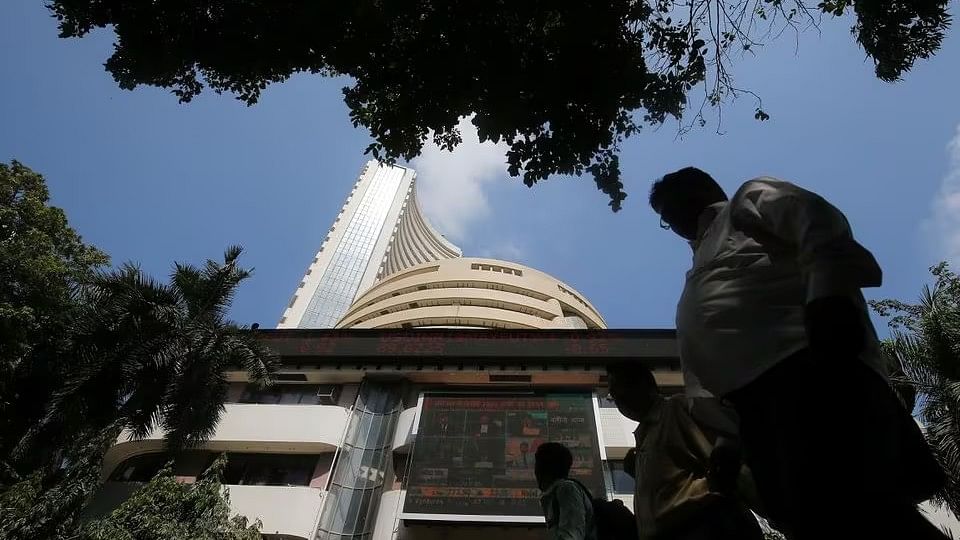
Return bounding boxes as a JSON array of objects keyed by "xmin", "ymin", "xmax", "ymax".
[
  {"xmin": 298, "ymin": 165, "xmax": 406, "ymax": 328},
  {"xmin": 315, "ymin": 380, "xmax": 403, "ymax": 540}
]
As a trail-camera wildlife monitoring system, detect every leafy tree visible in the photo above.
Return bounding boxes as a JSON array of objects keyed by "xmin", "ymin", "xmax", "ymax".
[
  {"xmin": 872, "ymin": 262, "xmax": 960, "ymax": 517},
  {"xmin": 0, "ymin": 424, "xmax": 118, "ymax": 540},
  {"xmin": 49, "ymin": 1, "xmax": 951, "ymax": 209},
  {"xmin": 78, "ymin": 455, "xmax": 263, "ymax": 540},
  {"xmin": 1, "ymin": 161, "xmax": 277, "ymax": 536},
  {"xmin": 1, "ymin": 156, "xmax": 275, "ymax": 467},
  {"xmin": 0, "ymin": 160, "xmax": 109, "ymax": 478},
  {"xmin": 15, "ymin": 246, "xmax": 279, "ymax": 465}
]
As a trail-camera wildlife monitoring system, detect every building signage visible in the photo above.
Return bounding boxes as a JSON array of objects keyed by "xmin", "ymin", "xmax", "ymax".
[
  {"xmin": 259, "ymin": 329, "xmax": 678, "ymax": 363},
  {"xmin": 401, "ymin": 393, "xmax": 604, "ymax": 520}
]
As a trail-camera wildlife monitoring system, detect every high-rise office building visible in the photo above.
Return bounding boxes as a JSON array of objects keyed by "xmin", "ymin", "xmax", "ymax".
[{"xmin": 278, "ymin": 161, "xmax": 461, "ymax": 329}]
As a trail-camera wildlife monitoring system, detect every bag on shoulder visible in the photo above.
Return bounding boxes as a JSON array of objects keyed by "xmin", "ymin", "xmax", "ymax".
[{"xmin": 567, "ymin": 479, "xmax": 638, "ymax": 540}]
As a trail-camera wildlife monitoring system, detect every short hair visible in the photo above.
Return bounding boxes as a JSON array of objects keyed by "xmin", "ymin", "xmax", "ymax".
[
  {"xmin": 607, "ymin": 363, "xmax": 657, "ymax": 393},
  {"xmin": 649, "ymin": 167, "xmax": 723, "ymax": 211},
  {"xmin": 535, "ymin": 442, "xmax": 573, "ymax": 478}
]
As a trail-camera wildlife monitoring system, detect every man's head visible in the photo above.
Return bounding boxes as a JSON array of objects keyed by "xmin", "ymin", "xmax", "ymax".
[
  {"xmin": 606, "ymin": 363, "xmax": 660, "ymax": 422},
  {"xmin": 534, "ymin": 442, "xmax": 573, "ymax": 490},
  {"xmin": 649, "ymin": 167, "xmax": 727, "ymax": 240}
]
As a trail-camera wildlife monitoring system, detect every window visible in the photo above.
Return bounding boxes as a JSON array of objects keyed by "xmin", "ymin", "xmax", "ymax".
[
  {"xmin": 392, "ymin": 453, "xmax": 409, "ymax": 489},
  {"xmin": 223, "ymin": 453, "xmax": 320, "ymax": 486},
  {"xmin": 316, "ymin": 384, "xmax": 341, "ymax": 406},
  {"xmin": 110, "ymin": 453, "xmax": 170, "ymax": 482},
  {"xmin": 608, "ymin": 461, "xmax": 636, "ymax": 494},
  {"xmin": 276, "ymin": 373, "xmax": 309, "ymax": 382},
  {"xmin": 489, "ymin": 374, "xmax": 532, "ymax": 383},
  {"xmin": 240, "ymin": 384, "xmax": 340, "ymax": 405}
]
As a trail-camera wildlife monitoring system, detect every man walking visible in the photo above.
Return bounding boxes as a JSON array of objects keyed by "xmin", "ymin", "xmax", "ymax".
[
  {"xmin": 607, "ymin": 363, "xmax": 764, "ymax": 540},
  {"xmin": 649, "ymin": 167, "xmax": 946, "ymax": 539},
  {"xmin": 535, "ymin": 442, "xmax": 597, "ymax": 540}
]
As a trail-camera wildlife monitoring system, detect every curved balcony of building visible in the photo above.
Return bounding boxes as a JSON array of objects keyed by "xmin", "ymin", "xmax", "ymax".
[
  {"xmin": 89, "ymin": 448, "xmax": 332, "ymax": 540},
  {"xmin": 229, "ymin": 484, "xmax": 325, "ymax": 539},
  {"xmin": 338, "ymin": 258, "xmax": 606, "ymax": 329},
  {"xmin": 101, "ymin": 403, "xmax": 349, "ymax": 482}
]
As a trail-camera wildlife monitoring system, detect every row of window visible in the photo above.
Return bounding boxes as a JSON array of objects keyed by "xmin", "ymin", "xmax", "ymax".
[
  {"xmin": 110, "ymin": 451, "xmax": 327, "ymax": 487},
  {"xmin": 470, "ymin": 262, "xmax": 523, "ymax": 276},
  {"xmin": 111, "ymin": 449, "xmax": 636, "ymax": 495},
  {"xmin": 238, "ymin": 383, "xmax": 341, "ymax": 406},
  {"xmin": 226, "ymin": 453, "xmax": 321, "ymax": 487},
  {"xmin": 233, "ymin": 382, "xmax": 678, "ymax": 411}
]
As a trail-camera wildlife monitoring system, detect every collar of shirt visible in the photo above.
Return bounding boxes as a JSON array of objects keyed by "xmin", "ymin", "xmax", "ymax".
[
  {"xmin": 633, "ymin": 395, "xmax": 665, "ymax": 444},
  {"xmin": 689, "ymin": 202, "xmax": 727, "ymax": 252},
  {"xmin": 697, "ymin": 202, "xmax": 728, "ymax": 240}
]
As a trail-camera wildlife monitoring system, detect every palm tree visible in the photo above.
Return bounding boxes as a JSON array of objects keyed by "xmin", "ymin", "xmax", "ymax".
[
  {"xmin": 873, "ymin": 262, "xmax": 960, "ymax": 516},
  {"xmin": 14, "ymin": 246, "xmax": 277, "ymax": 462}
]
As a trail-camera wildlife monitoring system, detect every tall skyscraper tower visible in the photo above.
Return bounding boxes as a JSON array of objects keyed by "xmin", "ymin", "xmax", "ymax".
[{"xmin": 278, "ymin": 161, "xmax": 461, "ymax": 328}]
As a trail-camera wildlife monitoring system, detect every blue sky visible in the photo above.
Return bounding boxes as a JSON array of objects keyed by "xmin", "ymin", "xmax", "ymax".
[{"xmin": 2, "ymin": 0, "xmax": 959, "ymax": 331}]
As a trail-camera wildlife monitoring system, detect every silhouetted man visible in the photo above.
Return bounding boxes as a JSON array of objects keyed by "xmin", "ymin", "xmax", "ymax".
[
  {"xmin": 649, "ymin": 167, "xmax": 946, "ymax": 539},
  {"xmin": 608, "ymin": 364, "xmax": 764, "ymax": 540},
  {"xmin": 535, "ymin": 442, "xmax": 597, "ymax": 540}
]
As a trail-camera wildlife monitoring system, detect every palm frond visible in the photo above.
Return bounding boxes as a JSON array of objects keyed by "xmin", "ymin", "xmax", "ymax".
[
  {"xmin": 17, "ymin": 246, "xmax": 276, "ymax": 466},
  {"xmin": 876, "ymin": 262, "xmax": 960, "ymax": 516}
]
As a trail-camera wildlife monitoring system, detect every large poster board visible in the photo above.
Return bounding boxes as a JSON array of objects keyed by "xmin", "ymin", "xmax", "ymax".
[{"xmin": 401, "ymin": 393, "xmax": 604, "ymax": 521}]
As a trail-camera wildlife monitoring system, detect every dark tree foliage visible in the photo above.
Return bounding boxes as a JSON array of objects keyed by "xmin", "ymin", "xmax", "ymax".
[
  {"xmin": 0, "ymin": 424, "xmax": 118, "ymax": 540},
  {"xmin": 49, "ymin": 1, "xmax": 951, "ymax": 208},
  {"xmin": 0, "ymin": 160, "xmax": 109, "ymax": 477},
  {"xmin": 78, "ymin": 455, "xmax": 263, "ymax": 540},
  {"xmin": 0, "ymin": 161, "xmax": 276, "ymax": 483},
  {"xmin": 872, "ymin": 263, "xmax": 960, "ymax": 517},
  {"xmin": 0, "ymin": 161, "xmax": 276, "ymax": 536},
  {"xmin": 14, "ymin": 246, "xmax": 278, "ymax": 465}
]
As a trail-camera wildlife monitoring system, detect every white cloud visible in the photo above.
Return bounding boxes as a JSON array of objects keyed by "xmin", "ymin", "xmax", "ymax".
[
  {"xmin": 411, "ymin": 116, "xmax": 509, "ymax": 242},
  {"xmin": 930, "ymin": 123, "xmax": 960, "ymax": 264},
  {"xmin": 478, "ymin": 240, "xmax": 525, "ymax": 263}
]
